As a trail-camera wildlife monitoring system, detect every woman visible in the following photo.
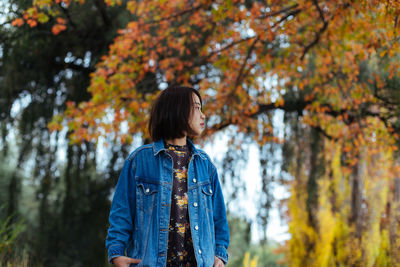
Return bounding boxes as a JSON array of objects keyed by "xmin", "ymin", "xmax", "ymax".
[{"xmin": 105, "ymin": 86, "xmax": 229, "ymax": 267}]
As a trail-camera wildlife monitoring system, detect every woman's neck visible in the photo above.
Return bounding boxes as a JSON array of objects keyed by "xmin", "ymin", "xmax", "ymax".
[{"xmin": 165, "ymin": 136, "xmax": 187, "ymax": 146}]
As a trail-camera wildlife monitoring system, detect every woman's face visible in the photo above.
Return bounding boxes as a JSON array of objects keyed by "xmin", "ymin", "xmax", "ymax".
[{"xmin": 189, "ymin": 93, "xmax": 205, "ymax": 136}]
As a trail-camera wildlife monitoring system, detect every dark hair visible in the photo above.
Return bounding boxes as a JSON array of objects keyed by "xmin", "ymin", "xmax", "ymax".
[{"xmin": 148, "ymin": 86, "xmax": 202, "ymax": 142}]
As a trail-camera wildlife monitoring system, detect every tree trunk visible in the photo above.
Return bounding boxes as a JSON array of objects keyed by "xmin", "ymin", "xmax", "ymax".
[{"xmin": 350, "ymin": 153, "xmax": 365, "ymax": 238}]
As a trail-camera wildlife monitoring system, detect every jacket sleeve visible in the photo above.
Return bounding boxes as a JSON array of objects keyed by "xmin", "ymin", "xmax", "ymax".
[
  {"xmin": 211, "ymin": 167, "xmax": 230, "ymax": 264},
  {"xmin": 105, "ymin": 159, "xmax": 136, "ymax": 263}
]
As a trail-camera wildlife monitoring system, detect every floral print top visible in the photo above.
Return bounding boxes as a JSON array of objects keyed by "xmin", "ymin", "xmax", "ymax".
[{"xmin": 165, "ymin": 143, "xmax": 197, "ymax": 267}]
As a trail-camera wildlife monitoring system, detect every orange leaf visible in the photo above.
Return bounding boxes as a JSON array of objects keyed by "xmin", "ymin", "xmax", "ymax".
[
  {"xmin": 52, "ymin": 24, "xmax": 67, "ymax": 35},
  {"xmin": 11, "ymin": 18, "xmax": 24, "ymax": 27},
  {"xmin": 27, "ymin": 19, "xmax": 37, "ymax": 27},
  {"xmin": 56, "ymin": 17, "xmax": 67, "ymax": 24}
]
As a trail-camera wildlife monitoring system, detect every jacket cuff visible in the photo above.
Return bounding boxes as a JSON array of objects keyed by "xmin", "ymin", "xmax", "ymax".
[
  {"xmin": 215, "ymin": 245, "xmax": 229, "ymax": 265},
  {"xmin": 108, "ymin": 245, "xmax": 125, "ymax": 264}
]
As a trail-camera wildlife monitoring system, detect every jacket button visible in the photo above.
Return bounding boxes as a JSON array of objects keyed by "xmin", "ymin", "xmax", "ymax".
[
  {"xmin": 209, "ymin": 189, "xmax": 212, "ymax": 193},
  {"xmin": 195, "ymin": 225, "xmax": 199, "ymax": 230},
  {"xmin": 198, "ymin": 249, "xmax": 202, "ymax": 254},
  {"xmin": 193, "ymin": 178, "xmax": 197, "ymax": 183},
  {"xmin": 193, "ymin": 202, "xmax": 198, "ymax": 207},
  {"xmin": 145, "ymin": 188, "xmax": 150, "ymax": 193}
]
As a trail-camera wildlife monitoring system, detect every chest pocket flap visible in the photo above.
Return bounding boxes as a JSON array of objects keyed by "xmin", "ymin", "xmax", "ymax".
[
  {"xmin": 201, "ymin": 184, "xmax": 213, "ymax": 196},
  {"xmin": 137, "ymin": 179, "xmax": 158, "ymax": 195}
]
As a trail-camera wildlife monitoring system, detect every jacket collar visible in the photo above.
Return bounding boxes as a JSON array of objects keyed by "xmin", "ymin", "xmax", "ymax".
[{"xmin": 153, "ymin": 138, "xmax": 206, "ymax": 160}]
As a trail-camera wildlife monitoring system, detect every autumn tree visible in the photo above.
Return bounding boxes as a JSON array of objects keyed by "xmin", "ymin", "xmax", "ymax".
[{"xmin": 8, "ymin": 0, "xmax": 400, "ymax": 265}]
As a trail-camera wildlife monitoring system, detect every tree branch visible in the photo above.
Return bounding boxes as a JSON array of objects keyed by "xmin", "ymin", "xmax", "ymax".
[
  {"xmin": 58, "ymin": 3, "xmax": 77, "ymax": 29},
  {"xmin": 206, "ymin": 97, "xmax": 395, "ymax": 140},
  {"xmin": 206, "ymin": 36, "xmax": 256, "ymax": 59},
  {"xmin": 300, "ymin": 1, "xmax": 352, "ymax": 60},
  {"xmin": 257, "ymin": 4, "xmax": 300, "ymax": 20},
  {"xmin": 271, "ymin": 8, "xmax": 302, "ymax": 28},
  {"xmin": 300, "ymin": 0, "xmax": 329, "ymax": 60},
  {"xmin": 148, "ymin": 2, "xmax": 211, "ymax": 24},
  {"xmin": 234, "ymin": 37, "xmax": 260, "ymax": 88}
]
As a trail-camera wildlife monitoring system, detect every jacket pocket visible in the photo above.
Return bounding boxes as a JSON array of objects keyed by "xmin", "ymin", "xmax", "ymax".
[
  {"xmin": 200, "ymin": 183, "xmax": 213, "ymax": 212},
  {"xmin": 136, "ymin": 179, "xmax": 159, "ymax": 213},
  {"xmin": 137, "ymin": 181, "xmax": 158, "ymax": 196},
  {"xmin": 135, "ymin": 178, "xmax": 159, "ymax": 259},
  {"xmin": 135, "ymin": 178, "xmax": 159, "ymax": 229}
]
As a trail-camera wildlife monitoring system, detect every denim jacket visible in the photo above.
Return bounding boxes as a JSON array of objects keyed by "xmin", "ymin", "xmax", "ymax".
[{"xmin": 106, "ymin": 139, "xmax": 229, "ymax": 266}]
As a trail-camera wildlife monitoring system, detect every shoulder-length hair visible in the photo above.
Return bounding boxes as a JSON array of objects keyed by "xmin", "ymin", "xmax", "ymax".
[{"xmin": 148, "ymin": 85, "xmax": 202, "ymax": 142}]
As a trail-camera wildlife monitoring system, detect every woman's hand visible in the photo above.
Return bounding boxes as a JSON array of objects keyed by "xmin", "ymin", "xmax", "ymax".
[
  {"xmin": 213, "ymin": 256, "xmax": 224, "ymax": 267},
  {"xmin": 113, "ymin": 256, "xmax": 141, "ymax": 267}
]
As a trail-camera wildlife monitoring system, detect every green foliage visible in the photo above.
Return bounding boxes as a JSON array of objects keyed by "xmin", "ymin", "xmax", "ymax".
[
  {"xmin": 227, "ymin": 213, "xmax": 285, "ymax": 267},
  {"xmin": 0, "ymin": 208, "xmax": 26, "ymax": 265},
  {"xmin": 227, "ymin": 213, "xmax": 252, "ymax": 266}
]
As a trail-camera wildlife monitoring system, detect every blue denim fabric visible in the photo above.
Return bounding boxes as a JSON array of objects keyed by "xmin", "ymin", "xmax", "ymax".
[{"xmin": 106, "ymin": 138, "xmax": 229, "ymax": 266}]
